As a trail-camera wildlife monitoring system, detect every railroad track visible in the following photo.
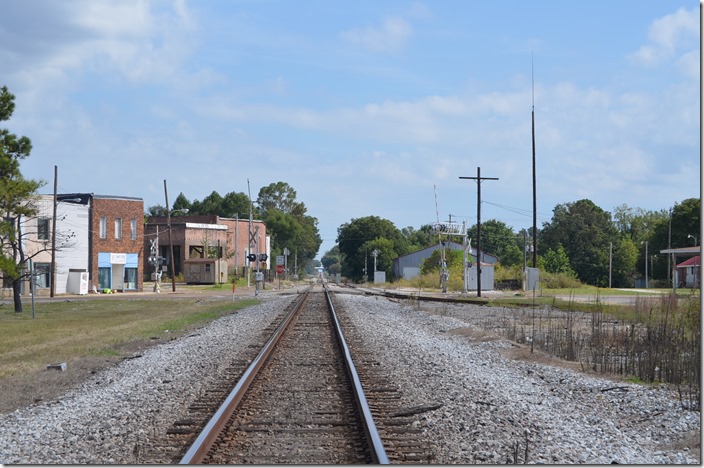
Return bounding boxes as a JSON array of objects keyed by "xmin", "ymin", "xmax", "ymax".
[{"xmin": 175, "ymin": 282, "xmax": 388, "ymax": 464}]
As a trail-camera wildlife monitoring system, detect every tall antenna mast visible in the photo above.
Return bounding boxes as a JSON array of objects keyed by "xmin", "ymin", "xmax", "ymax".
[{"xmin": 531, "ymin": 51, "xmax": 537, "ymax": 268}]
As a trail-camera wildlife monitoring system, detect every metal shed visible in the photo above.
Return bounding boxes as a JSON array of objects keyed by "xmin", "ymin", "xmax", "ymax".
[
  {"xmin": 183, "ymin": 258, "xmax": 229, "ymax": 284},
  {"xmin": 393, "ymin": 242, "xmax": 498, "ymax": 280}
]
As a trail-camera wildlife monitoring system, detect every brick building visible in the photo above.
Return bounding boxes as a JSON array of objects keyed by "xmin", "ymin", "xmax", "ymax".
[
  {"xmin": 55, "ymin": 193, "xmax": 145, "ymax": 292},
  {"xmin": 144, "ymin": 215, "xmax": 268, "ymax": 284}
]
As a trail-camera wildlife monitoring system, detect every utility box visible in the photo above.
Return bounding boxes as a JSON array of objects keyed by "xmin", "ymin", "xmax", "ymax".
[
  {"xmin": 465, "ymin": 264, "xmax": 495, "ymax": 291},
  {"xmin": 374, "ymin": 271, "xmax": 386, "ymax": 284},
  {"xmin": 66, "ymin": 270, "xmax": 89, "ymax": 295},
  {"xmin": 525, "ymin": 267, "xmax": 540, "ymax": 291}
]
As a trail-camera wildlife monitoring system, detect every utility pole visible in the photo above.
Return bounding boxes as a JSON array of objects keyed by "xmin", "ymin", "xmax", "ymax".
[
  {"xmin": 235, "ymin": 213, "xmax": 239, "ymax": 279},
  {"xmin": 247, "ymin": 179, "xmax": 254, "ymax": 290},
  {"xmin": 164, "ymin": 180, "xmax": 177, "ymax": 292},
  {"xmin": 459, "ymin": 167, "xmax": 498, "ymax": 297},
  {"xmin": 531, "ymin": 52, "xmax": 538, "ymax": 268},
  {"xmin": 50, "ymin": 165, "xmax": 58, "ymax": 297}
]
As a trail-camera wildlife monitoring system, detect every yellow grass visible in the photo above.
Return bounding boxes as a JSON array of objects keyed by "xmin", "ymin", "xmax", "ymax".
[{"xmin": 0, "ymin": 297, "xmax": 259, "ymax": 379}]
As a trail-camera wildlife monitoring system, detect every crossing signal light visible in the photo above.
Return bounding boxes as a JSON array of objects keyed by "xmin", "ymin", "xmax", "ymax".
[{"xmin": 247, "ymin": 253, "xmax": 257, "ymax": 262}]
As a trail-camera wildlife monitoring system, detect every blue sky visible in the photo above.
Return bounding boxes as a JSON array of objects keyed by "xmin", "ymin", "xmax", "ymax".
[{"xmin": 1, "ymin": 1, "xmax": 700, "ymax": 258}]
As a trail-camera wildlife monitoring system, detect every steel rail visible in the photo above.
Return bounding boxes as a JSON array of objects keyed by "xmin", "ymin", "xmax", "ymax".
[
  {"xmin": 324, "ymin": 282, "xmax": 390, "ymax": 464},
  {"xmin": 179, "ymin": 288, "xmax": 310, "ymax": 464}
]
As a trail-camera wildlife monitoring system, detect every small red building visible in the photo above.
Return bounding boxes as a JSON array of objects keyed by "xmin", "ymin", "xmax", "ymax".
[{"xmin": 676, "ymin": 255, "xmax": 700, "ymax": 288}]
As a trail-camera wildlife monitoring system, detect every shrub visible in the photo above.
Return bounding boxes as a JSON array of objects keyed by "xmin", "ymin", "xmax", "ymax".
[{"xmin": 539, "ymin": 270, "xmax": 582, "ymax": 289}]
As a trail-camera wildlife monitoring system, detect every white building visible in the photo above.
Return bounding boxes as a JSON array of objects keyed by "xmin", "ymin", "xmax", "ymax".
[{"xmin": 23, "ymin": 195, "xmax": 90, "ymax": 295}]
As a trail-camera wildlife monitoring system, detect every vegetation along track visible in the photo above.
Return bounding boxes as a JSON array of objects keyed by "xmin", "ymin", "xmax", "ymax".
[{"xmin": 170, "ymin": 282, "xmax": 401, "ymax": 464}]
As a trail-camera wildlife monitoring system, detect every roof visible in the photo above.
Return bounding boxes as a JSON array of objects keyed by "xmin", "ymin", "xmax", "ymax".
[
  {"xmin": 396, "ymin": 241, "xmax": 465, "ymax": 260},
  {"xmin": 659, "ymin": 246, "xmax": 700, "ymax": 255},
  {"xmin": 677, "ymin": 256, "xmax": 701, "ymax": 267}
]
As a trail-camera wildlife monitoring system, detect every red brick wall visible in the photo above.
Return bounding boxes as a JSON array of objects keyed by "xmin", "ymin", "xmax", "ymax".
[{"xmin": 91, "ymin": 197, "xmax": 144, "ymax": 292}]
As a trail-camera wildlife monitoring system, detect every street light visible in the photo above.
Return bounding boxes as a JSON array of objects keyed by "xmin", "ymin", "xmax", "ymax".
[
  {"xmin": 688, "ymin": 234, "xmax": 698, "ymax": 246},
  {"xmin": 641, "ymin": 241, "xmax": 648, "ymax": 288}
]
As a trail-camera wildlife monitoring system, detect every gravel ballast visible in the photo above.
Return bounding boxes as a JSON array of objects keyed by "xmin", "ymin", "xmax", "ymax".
[{"xmin": 0, "ymin": 291, "xmax": 699, "ymax": 464}]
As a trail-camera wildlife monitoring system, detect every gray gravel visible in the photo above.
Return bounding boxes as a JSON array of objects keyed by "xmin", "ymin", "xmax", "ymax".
[
  {"xmin": 338, "ymin": 293, "xmax": 700, "ymax": 464},
  {"xmin": 0, "ymin": 291, "xmax": 699, "ymax": 464}
]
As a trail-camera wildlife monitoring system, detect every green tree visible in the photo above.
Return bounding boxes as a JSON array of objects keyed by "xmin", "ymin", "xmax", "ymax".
[
  {"xmin": 257, "ymin": 182, "xmax": 321, "ymax": 275},
  {"xmin": 220, "ymin": 191, "xmax": 251, "ymax": 218},
  {"xmin": 321, "ymin": 245, "xmax": 341, "ymax": 275},
  {"xmin": 467, "ymin": 219, "xmax": 522, "ymax": 267},
  {"xmin": 611, "ymin": 236, "xmax": 638, "ymax": 287},
  {"xmin": 337, "ymin": 216, "xmax": 405, "ymax": 282},
  {"xmin": 361, "ymin": 237, "xmax": 396, "ymax": 281},
  {"xmin": 612, "ymin": 203, "xmax": 667, "ymax": 243},
  {"xmin": 542, "ymin": 245, "xmax": 573, "ymax": 275},
  {"xmin": 401, "ymin": 225, "xmax": 434, "ymax": 252},
  {"xmin": 172, "ymin": 193, "xmax": 191, "ymax": 213},
  {"xmin": 0, "ymin": 86, "xmax": 45, "ymax": 312},
  {"xmin": 146, "ymin": 204, "xmax": 167, "ymax": 216},
  {"xmin": 420, "ymin": 247, "xmax": 464, "ymax": 275},
  {"xmin": 540, "ymin": 199, "xmax": 619, "ymax": 286},
  {"xmin": 257, "ymin": 181, "xmax": 303, "ymax": 217}
]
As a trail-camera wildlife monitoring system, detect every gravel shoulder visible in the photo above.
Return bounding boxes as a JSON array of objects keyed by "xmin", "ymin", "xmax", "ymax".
[
  {"xmin": 0, "ymin": 290, "xmax": 699, "ymax": 464},
  {"xmin": 337, "ymin": 293, "xmax": 700, "ymax": 464}
]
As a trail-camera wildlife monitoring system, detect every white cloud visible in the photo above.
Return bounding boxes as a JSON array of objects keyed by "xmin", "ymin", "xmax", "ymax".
[
  {"xmin": 0, "ymin": 0, "xmax": 198, "ymax": 91},
  {"xmin": 629, "ymin": 6, "xmax": 698, "ymax": 70},
  {"xmin": 341, "ymin": 17, "xmax": 412, "ymax": 54}
]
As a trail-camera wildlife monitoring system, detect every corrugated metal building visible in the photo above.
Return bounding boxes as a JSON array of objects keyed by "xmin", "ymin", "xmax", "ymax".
[{"xmin": 393, "ymin": 242, "xmax": 498, "ymax": 280}]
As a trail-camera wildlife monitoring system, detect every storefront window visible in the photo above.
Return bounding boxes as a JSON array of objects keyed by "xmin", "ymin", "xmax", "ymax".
[
  {"xmin": 124, "ymin": 268, "xmax": 137, "ymax": 290},
  {"xmin": 98, "ymin": 267, "xmax": 111, "ymax": 290}
]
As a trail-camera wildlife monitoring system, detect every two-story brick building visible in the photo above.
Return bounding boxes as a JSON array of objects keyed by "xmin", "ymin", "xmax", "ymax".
[{"xmin": 87, "ymin": 194, "xmax": 145, "ymax": 292}]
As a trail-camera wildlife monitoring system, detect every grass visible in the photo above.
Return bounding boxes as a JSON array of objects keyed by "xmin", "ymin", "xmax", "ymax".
[{"xmin": 0, "ymin": 297, "xmax": 260, "ymax": 379}]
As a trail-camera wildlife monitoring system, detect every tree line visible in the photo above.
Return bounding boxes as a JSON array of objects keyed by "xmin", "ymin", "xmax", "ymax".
[
  {"xmin": 323, "ymin": 198, "xmax": 700, "ymax": 288},
  {"xmin": 146, "ymin": 182, "xmax": 323, "ymax": 276}
]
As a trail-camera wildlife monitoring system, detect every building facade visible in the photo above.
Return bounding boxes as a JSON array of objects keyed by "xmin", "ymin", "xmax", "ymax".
[
  {"xmin": 19, "ymin": 195, "xmax": 90, "ymax": 295},
  {"xmin": 144, "ymin": 215, "xmax": 268, "ymax": 284},
  {"xmin": 14, "ymin": 193, "xmax": 144, "ymax": 295},
  {"xmin": 89, "ymin": 195, "xmax": 145, "ymax": 292}
]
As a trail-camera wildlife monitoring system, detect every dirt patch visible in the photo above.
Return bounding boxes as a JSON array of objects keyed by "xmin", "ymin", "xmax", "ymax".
[
  {"xmin": 447, "ymin": 326, "xmax": 501, "ymax": 342},
  {"xmin": 499, "ymin": 342, "xmax": 586, "ymax": 373},
  {"xmin": 0, "ymin": 336, "xmax": 170, "ymax": 415}
]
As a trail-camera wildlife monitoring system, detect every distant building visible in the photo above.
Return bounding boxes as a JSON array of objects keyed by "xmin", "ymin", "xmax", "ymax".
[
  {"xmin": 144, "ymin": 215, "xmax": 268, "ymax": 284},
  {"xmin": 676, "ymin": 255, "xmax": 700, "ymax": 288},
  {"xmin": 393, "ymin": 241, "xmax": 498, "ymax": 281},
  {"xmin": 659, "ymin": 246, "xmax": 700, "ymax": 290}
]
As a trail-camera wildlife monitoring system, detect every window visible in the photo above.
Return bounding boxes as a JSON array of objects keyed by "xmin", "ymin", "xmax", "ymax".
[
  {"xmin": 98, "ymin": 267, "xmax": 111, "ymax": 290},
  {"xmin": 34, "ymin": 263, "xmax": 51, "ymax": 288},
  {"xmin": 124, "ymin": 268, "xmax": 137, "ymax": 290},
  {"xmin": 115, "ymin": 218, "xmax": 122, "ymax": 239},
  {"xmin": 100, "ymin": 216, "xmax": 107, "ymax": 239},
  {"xmin": 130, "ymin": 218, "xmax": 137, "ymax": 240},
  {"xmin": 37, "ymin": 218, "xmax": 50, "ymax": 241}
]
